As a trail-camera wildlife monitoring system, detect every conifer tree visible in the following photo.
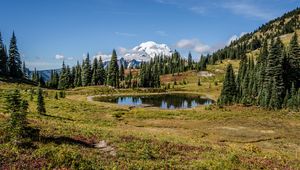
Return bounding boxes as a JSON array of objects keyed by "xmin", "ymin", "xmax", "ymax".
[
  {"xmin": 257, "ymin": 41, "xmax": 269, "ymax": 101},
  {"xmin": 91, "ymin": 58, "xmax": 99, "ymax": 85},
  {"xmin": 81, "ymin": 53, "xmax": 92, "ymax": 86},
  {"xmin": 74, "ymin": 61, "xmax": 82, "ymax": 87},
  {"xmin": 58, "ymin": 61, "xmax": 68, "ymax": 89},
  {"xmin": 107, "ymin": 49, "xmax": 119, "ymax": 88},
  {"xmin": 188, "ymin": 52, "xmax": 193, "ymax": 70},
  {"xmin": 119, "ymin": 63, "xmax": 125, "ymax": 81},
  {"xmin": 218, "ymin": 64, "xmax": 237, "ymax": 105},
  {"xmin": 4, "ymin": 90, "xmax": 32, "ymax": 145},
  {"xmin": 287, "ymin": 83, "xmax": 298, "ymax": 111},
  {"xmin": 197, "ymin": 78, "xmax": 201, "ymax": 86},
  {"xmin": 153, "ymin": 63, "xmax": 160, "ymax": 88},
  {"xmin": 65, "ymin": 65, "xmax": 72, "ymax": 88},
  {"xmin": 97, "ymin": 57, "xmax": 106, "ymax": 85},
  {"xmin": 8, "ymin": 32, "xmax": 23, "ymax": 78},
  {"xmin": 22, "ymin": 61, "xmax": 28, "ymax": 79},
  {"xmin": 37, "ymin": 87, "xmax": 46, "ymax": 114},
  {"xmin": 0, "ymin": 32, "xmax": 8, "ymax": 75},
  {"xmin": 54, "ymin": 92, "xmax": 58, "ymax": 100},
  {"xmin": 127, "ymin": 67, "xmax": 132, "ymax": 88},
  {"xmin": 288, "ymin": 33, "xmax": 300, "ymax": 88},
  {"xmin": 263, "ymin": 38, "xmax": 285, "ymax": 109},
  {"xmin": 268, "ymin": 78, "xmax": 282, "ymax": 110}
]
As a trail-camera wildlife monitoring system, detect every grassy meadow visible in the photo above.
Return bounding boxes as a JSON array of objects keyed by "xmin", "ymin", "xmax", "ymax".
[{"xmin": 0, "ymin": 60, "xmax": 300, "ymax": 169}]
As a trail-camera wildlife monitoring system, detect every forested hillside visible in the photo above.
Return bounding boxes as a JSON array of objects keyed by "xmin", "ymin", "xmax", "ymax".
[{"xmin": 218, "ymin": 8, "xmax": 300, "ymax": 110}]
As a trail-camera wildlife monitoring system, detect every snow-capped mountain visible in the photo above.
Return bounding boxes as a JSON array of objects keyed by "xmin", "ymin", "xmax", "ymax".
[
  {"xmin": 95, "ymin": 41, "xmax": 173, "ymax": 69},
  {"xmin": 123, "ymin": 41, "xmax": 172, "ymax": 61}
]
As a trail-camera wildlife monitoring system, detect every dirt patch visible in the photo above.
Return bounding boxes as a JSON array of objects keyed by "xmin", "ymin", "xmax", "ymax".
[{"xmin": 198, "ymin": 71, "xmax": 215, "ymax": 77}]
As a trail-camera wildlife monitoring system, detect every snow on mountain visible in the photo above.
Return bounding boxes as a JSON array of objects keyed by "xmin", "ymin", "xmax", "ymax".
[
  {"xmin": 95, "ymin": 41, "xmax": 173, "ymax": 68},
  {"xmin": 124, "ymin": 41, "xmax": 172, "ymax": 61}
]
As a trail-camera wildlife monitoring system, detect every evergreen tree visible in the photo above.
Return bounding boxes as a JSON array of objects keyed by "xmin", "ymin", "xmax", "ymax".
[
  {"xmin": 4, "ymin": 90, "xmax": 34, "ymax": 145},
  {"xmin": 119, "ymin": 63, "xmax": 125, "ymax": 81},
  {"xmin": 74, "ymin": 61, "xmax": 82, "ymax": 87},
  {"xmin": 97, "ymin": 57, "xmax": 106, "ymax": 85},
  {"xmin": 197, "ymin": 78, "xmax": 201, "ymax": 86},
  {"xmin": 287, "ymin": 83, "xmax": 298, "ymax": 111},
  {"xmin": 257, "ymin": 41, "xmax": 269, "ymax": 103},
  {"xmin": 91, "ymin": 58, "xmax": 99, "ymax": 85},
  {"xmin": 81, "ymin": 53, "xmax": 92, "ymax": 86},
  {"xmin": 218, "ymin": 64, "xmax": 237, "ymax": 105},
  {"xmin": 54, "ymin": 92, "xmax": 58, "ymax": 100},
  {"xmin": 263, "ymin": 38, "xmax": 285, "ymax": 109},
  {"xmin": 268, "ymin": 78, "xmax": 282, "ymax": 110},
  {"xmin": 127, "ymin": 67, "xmax": 132, "ymax": 88},
  {"xmin": 107, "ymin": 49, "xmax": 119, "ymax": 88},
  {"xmin": 0, "ymin": 32, "xmax": 8, "ymax": 75},
  {"xmin": 188, "ymin": 52, "xmax": 193, "ymax": 70},
  {"xmin": 8, "ymin": 32, "xmax": 23, "ymax": 78},
  {"xmin": 288, "ymin": 33, "xmax": 300, "ymax": 88},
  {"xmin": 153, "ymin": 63, "xmax": 160, "ymax": 88},
  {"xmin": 58, "ymin": 61, "xmax": 68, "ymax": 89},
  {"xmin": 37, "ymin": 87, "xmax": 46, "ymax": 114},
  {"xmin": 22, "ymin": 61, "xmax": 28, "ymax": 79}
]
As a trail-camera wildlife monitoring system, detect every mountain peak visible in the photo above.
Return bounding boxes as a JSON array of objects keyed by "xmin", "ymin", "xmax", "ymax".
[{"xmin": 125, "ymin": 41, "xmax": 172, "ymax": 61}]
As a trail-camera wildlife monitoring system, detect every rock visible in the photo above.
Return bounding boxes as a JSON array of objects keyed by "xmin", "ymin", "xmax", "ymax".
[{"xmin": 94, "ymin": 140, "xmax": 117, "ymax": 156}]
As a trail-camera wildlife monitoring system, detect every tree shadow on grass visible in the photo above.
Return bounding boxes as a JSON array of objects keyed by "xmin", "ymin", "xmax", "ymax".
[
  {"xmin": 40, "ymin": 114, "xmax": 74, "ymax": 121},
  {"xmin": 39, "ymin": 136, "xmax": 94, "ymax": 148}
]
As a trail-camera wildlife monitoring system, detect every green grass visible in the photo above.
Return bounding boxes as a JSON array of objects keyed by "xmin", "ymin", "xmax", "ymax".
[{"xmin": 0, "ymin": 61, "xmax": 300, "ymax": 169}]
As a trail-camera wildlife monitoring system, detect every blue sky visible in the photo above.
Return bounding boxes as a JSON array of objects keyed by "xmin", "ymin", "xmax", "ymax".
[{"xmin": 0, "ymin": 0, "xmax": 298, "ymax": 70}]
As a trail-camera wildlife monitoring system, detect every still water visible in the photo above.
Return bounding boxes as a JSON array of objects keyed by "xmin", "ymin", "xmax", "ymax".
[{"xmin": 94, "ymin": 94, "xmax": 214, "ymax": 109}]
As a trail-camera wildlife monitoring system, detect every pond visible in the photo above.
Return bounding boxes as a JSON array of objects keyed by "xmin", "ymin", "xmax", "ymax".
[{"xmin": 94, "ymin": 93, "xmax": 214, "ymax": 109}]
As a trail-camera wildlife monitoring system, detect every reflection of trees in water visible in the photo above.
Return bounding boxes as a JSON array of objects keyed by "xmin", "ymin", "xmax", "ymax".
[
  {"xmin": 141, "ymin": 94, "xmax": 213, "ymax": 109},
  {"xmin": 98, "ymin": 94, "xmax": 213, "ymax": 109}
]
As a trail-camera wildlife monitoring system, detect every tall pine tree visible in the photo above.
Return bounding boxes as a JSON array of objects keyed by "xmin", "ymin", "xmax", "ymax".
[
  {"xmin": 218, "ymin": 64, "xmax": 237, "ymax": 105},
  {"xmin": 8, "ymin": 32, "xmax": 22, "ymax": 78},
  {"xmin": 81, "ymin": 53, "xmax": 92, "ymax": 86},
  {"xmin": 0, "ymin": 32, "xmax": 8, "ymax": 75},
  {"xmin": 107, "ymin": 49, "xmax": 119, "ymax": 88}
]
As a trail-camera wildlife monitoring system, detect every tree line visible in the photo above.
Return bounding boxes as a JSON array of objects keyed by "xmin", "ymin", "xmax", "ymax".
[
  {"xmin": 219, "ymin": 32, "xmax": 300, "ymax": 111},
  {"xmin": 45, "ymin": 50, "xmax": 209, "ymax": 89}
]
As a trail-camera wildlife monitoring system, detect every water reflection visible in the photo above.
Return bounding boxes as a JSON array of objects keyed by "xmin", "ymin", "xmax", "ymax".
[{"xmin": 95, "ymin": 94, "xmax": 214, "ymax": 109}]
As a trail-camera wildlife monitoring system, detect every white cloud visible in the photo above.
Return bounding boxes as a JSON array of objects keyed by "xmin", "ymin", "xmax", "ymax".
[
  {"xmin": 55, "ymin": 54, "xmax": 64, "ymax": 60},
  {"xmin": 155, "ymin": 30, "xmax": 168, "ymax": 37},
  {"xmin": 94, "ymin": 53, "xmax": 112, "ymax": 62},
  {"xmin": 223, "ymin": 3, "xmax": 273, "ymax": 20},
  {"xmin": 55, "ymin": 54, "xmax": 74, "ymax": 61},
  {"xmin": 115, "ymin": 32, "xmax": 137, "ymax": 37},
  {"xmin": 176, "ymin": 39, "xmax": 211, "ymax": 54},
  {"xmin": 227, "ymin": 32, "xmax": 247, "ymax": 45}
]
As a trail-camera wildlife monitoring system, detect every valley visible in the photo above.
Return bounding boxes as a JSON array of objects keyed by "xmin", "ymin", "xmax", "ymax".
[
  {"xmin": 1, "ymin": 60, "xmax": 300, "ymax": 169},
  {"xmin": 1, "ymin": 2, "xmax": 300, "ymax": 170}
]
